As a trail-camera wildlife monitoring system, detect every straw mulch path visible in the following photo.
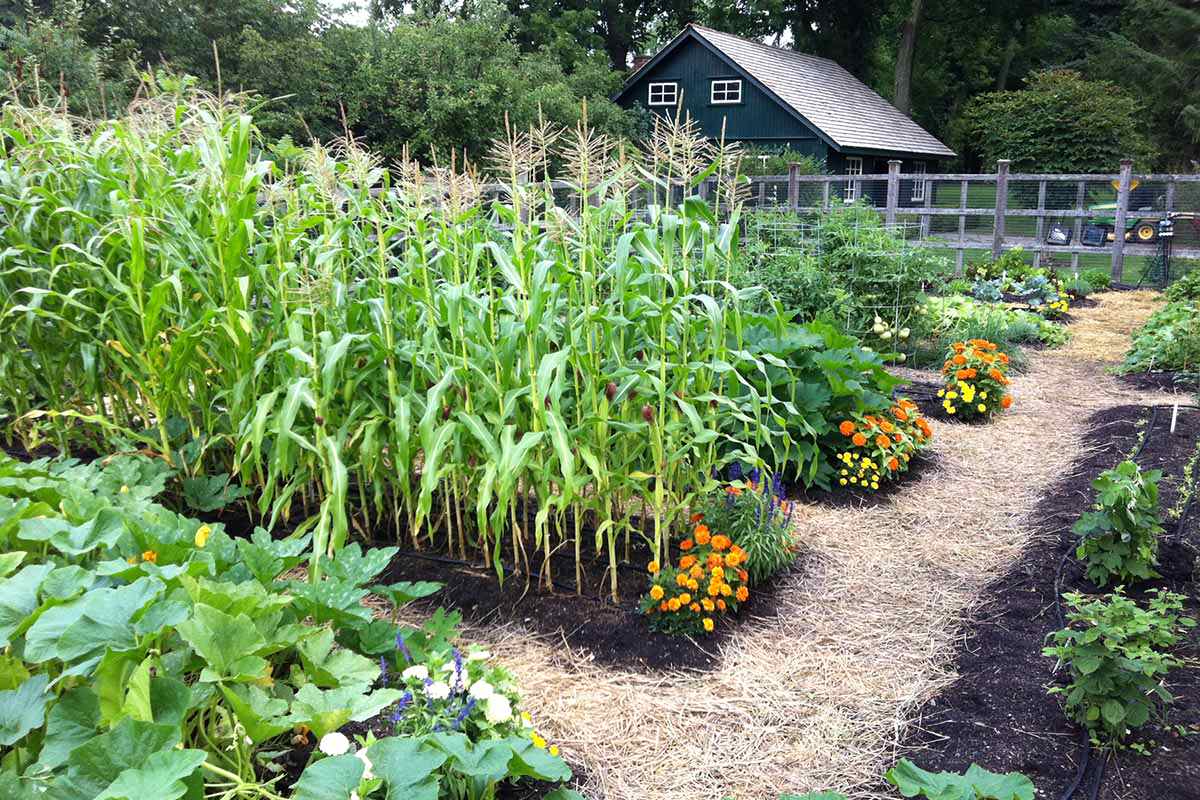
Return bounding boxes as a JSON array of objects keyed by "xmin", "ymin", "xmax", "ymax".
[{"xmin": 394, "ymin": 291, "xmax": 1176, "ymax": 800}]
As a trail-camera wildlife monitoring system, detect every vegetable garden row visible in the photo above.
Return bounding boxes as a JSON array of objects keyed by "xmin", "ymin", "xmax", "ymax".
[{"xmin": 0, "ymin": 89, "xmax": 1195, "ymax": 800}]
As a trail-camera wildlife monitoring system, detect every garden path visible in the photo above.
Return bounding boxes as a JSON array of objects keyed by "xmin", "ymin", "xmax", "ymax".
[{"xmin": 412, "ymin": 291, "xmax": 1181, "ymax": 800}]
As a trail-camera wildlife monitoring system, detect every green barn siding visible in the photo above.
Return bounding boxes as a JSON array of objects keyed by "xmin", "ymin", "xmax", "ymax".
[{"xmin": 620, "ymin": 40, "xmax": 828, "ymax": 161}]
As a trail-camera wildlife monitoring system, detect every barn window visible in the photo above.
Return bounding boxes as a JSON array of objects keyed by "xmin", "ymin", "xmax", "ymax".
[
  {"xmin": 710, "ymin": 79, "xmax": 742, "ymax": 104},
  {"xmin": 844, "ymin": 157, "xmax": 863, "ymax": 201},
  {"xmin": 910, "ymin": 161, "xmax": 928, "ymax": 201},
  {"xmin": 648, "ymin": 82, "xmax": 678, "ymax": 107}
]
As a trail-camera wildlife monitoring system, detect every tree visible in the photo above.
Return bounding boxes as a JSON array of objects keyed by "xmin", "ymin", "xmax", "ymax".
[
  {"xmin": 1082, "ymin": 0, "xmax": 1200, "ymax": 168},
  {"xmin": 892, "ymin": 0, "xmax": 924, "ymax": 115},
  {"xmin": 955, "ymin": 69, "xmax": 1158, "ymax": 172}
]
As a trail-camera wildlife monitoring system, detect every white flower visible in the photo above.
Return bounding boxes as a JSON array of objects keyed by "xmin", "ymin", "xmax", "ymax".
[
  {"xmin": 318, "ymin": 732, "xmax": 351, "ymax": 757},
  {"xmin": 401, "ymin": 665, "xmax": 429, "ymax": 682},
  {"xmin": 484, "ymin": 694, "xmax": 512, "ymax": 724},
  {"xmin": 355, "ymin": 748, "xmax": 375, "ymax": 780},
  {"xmin": 467, "ymin": 650, "xmax": 491, "ymax": 662},
  {"xmin": 468, "ymin": 680, "xmax": 494, "ymax": 700},
  {"xmin": 441, "ymin": 660, "xmax": 458, "ymax": 673},
  {"xmin": 426, "ymin": 681, "xmax": 451, "ymax": 700}
]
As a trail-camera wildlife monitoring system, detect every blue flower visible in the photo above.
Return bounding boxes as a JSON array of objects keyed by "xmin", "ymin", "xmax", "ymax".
[
  {"xmin": 379, "ymin": 656, "xmax": 389, "ymax": 686},
  {"xmin": 453, "ymin": 697, "xmax": 477, "ymax": 730},
  {"xmin": 389, "ymin": 691, "xmax": 414, "ymax": 725},
  {"xmin": 729, "ymin": 461, "xmax": 742, "ymax": 480},
  {"xmin": 395, "ymin": 631, "xmax": 412, "ymax": 663}
]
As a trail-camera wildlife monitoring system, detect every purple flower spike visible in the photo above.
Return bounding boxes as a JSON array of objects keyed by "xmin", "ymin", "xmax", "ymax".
[
  {"xmin": 729, "ymin": 462, "xmax": 742, "ymax": 480},
  {"xmin": 395, "ymin": 630, "xmax": 412, "ymax": 663},
  {"xmin": 453, "ymin": 697, "xmax": 477, "ymax": 730},
  {"xmin": 379, "ymin": 656, "xmax": 389, "ymax": 686}
]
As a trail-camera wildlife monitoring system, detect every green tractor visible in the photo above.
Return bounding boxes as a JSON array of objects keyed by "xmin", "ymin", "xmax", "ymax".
[{"xmin": 1083, "ymin": 179, "xmax": 1159, "ymax": 245}]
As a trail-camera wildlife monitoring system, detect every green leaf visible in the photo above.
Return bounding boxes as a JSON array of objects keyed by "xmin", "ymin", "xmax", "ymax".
[
  {"xmin": 324, "ymin": 543, "xmax": 398, "ymax": 587},
  {"xmin": 297, "ymin": 628, "xmax": 380, "ymax": 688},
  {"xmin": 368, "ymin": 581, "xmax": 442, "ymax": 609},
  {"xmin": 175, "ymin": 604, "xmax": 268, "ymax": 681},
  {"xmin": 505, "ymin": 737, "xmax": 572, "ymax": 783},
  {"xmin": 429, "ymin": 731, "xmax": 512, "ymax": 783},
  {"xmin": 0, "ymin": 563, "xmax": 53, "ymax": 647},
  {"xmin": 885, "ymin": 759, "xmax": 1034, "ymax": 800},
  {"xmin": 292, "ymin": 754, "xmax": 364, "ymax": 800},
  {"xmin": 17, "ymin": 508, "xmax": 126, "ymax": 556},
  {"xmin": 25, "ymin": 577, "xmax": 164, "ymax": 663},
  {"xmin": 94, "ymin": 748, "xmax": 208, "ymax": 800},
  {"xmin": 218, "ymin": 684, "xmax": 291, "ymax": 745},
  {"xmin": 1101, "ymin": 699, "xmax": 1126, "ymax": 726},
  {"xmin": 0, "ymin": 551, "xmax": 27, "ymax": 578},
  {"xmin": 369, "ymin": 736, "xmax": 448, "ymax": 800},
  {"xmin": 54, "ymin": 718, "xmax": 179, "ymax": 800},
  {"xmin": 0, "ymin": 673, "xmax": 50, "ymax": 746},
  {"xmin": 38, "ymin": 687, "xmax": 100, "ymax": 770},
  {"xmin": 285, "ymin": 684, "xmax": 403, "ymax": 739}
]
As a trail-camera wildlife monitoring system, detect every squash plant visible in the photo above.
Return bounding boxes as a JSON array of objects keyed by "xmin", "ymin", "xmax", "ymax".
[{"xmin": 0, "ymin": 453, "xmax": 577, "ymax": 799}]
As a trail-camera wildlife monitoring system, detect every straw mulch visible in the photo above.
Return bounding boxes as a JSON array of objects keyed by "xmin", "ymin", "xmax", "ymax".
[{"xmin": 386, "ymin": 291, "xmax": 1176, "ymax": 800}]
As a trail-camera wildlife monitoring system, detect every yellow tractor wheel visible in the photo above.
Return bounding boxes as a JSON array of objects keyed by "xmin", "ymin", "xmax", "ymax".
[{"xmin": 1134, "ymin": 222, "xmax": 1157, "ymax": 242}]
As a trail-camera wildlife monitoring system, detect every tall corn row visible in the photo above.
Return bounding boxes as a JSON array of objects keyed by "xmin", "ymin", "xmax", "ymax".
[{"xmin": 0, "ymin": 93, "xmax": 803, "ymax": 600}]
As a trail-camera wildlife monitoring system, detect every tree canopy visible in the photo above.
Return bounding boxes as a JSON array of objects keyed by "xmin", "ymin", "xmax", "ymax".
[{"xmin": 1, "ymin": 0, "xmax": 1196, "ymax": 170}]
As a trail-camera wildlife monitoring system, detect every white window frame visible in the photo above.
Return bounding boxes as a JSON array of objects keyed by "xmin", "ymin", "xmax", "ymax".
[
  {"xmin": 844, "ymin": 157, "xmax": 863, "ymax": 201},
  {"xmin": 710, "ymin": 79, "xmax": 742, "ymax": 105},
  {"xmin": 648, "ymin": 82, "xmax": 678, "ymax": 107},
  {"xmin": 910, "ymin": 160, "xmax": 928, "ymax": 202}
]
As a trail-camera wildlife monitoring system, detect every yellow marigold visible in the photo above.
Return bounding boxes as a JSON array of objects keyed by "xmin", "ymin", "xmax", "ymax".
[
  {"xmin": 689, "ymin": 564, "xmax": 704, "ymax": 579},
  {"xmin": 702, "ymin": 618, "xmax": 715, "ymax": 633},
  {"xmin": 647, "ymin": 560, "xmax": 660, "ymax": 574},
  {"xmin": 675, "ymin": 573, "xmax": 689, "ymax": 587},
  {"xmin": 725, "ymin": 551, "xmax": 741, "ymax": 567},
  {"xmin": 720, "ymin": 584, "xmax": 732, "ymax": 597},
  {"xmin": 687, "ymin": 579, "xmax": 699, "ymax": 591},
  {"xmin": 701, "ymin": 598, "xmax": 715, "ymax": 612},
  {"xmin": 678, "ymin": 592, "xmax": 692, "ymax": 605},
  {"xmin": 711, "ymin": 566, "xmax": 725, "ymax": 580},
  {"xmin": 650, "ymin": 585, "xmax": 665, "ymax": 600},
  {"xmin": 707, "ymin": 584, "xmax": 721, "ymax": 597},
  {"xmin": 667, "ymin": 598, "xmax": 681, "ymax": 612},
  {"xmin": 690, "ymin": 603, "xmax": 701, "ymax": 613}
]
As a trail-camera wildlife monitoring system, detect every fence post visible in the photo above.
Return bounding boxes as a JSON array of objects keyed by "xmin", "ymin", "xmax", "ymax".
[
  {"xmin": 956, "ymin": 179, "xmax": 968, "ymax": 275},
  {"xmin": 885, "ymin": 160, "xmax": 901, "ymax": 225},
  {"xmin": 991, "ymin": 159, "xmax": 1010, "ymax": 260},
  {"xmin": 1111, "ymin": 159, "xmax": 1132, "ymax": 283},
  {"xmin": 1071, "ymin": 180, "xmax": 1085, "ymax": 272},
  {"xmin": 1033, "ymin": 180, "xmax": 1047, "ymax": 269},
  {"xmin": 787, "ymin": 163, "xmax": 800, "ymax": 211}
]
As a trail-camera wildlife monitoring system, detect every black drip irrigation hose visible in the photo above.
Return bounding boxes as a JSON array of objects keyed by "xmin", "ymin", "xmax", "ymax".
[{"xmin": 1054, "ymin": 403, "xmax": 1200, "ymax": 800}]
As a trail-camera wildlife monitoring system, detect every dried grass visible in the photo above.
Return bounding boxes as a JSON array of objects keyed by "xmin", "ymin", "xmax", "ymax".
[{"xmin": 381, "ymin": 292, "xmax": 1179, "ymax": 800}]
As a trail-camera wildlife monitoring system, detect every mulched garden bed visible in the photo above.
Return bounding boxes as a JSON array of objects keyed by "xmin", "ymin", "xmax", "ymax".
[
  {"xmin": 898, "ymin": 404, "xmax": 1200, "ymax": 800},
  {"xmin": 377, "ymin": 527, "xmax": 797, "ymax": 673},
  {"xmin": 1117, "ymin": 371, "xmax": 1200, "ymax": 395}
]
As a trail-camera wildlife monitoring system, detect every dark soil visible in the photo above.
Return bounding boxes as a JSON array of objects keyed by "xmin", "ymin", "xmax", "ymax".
[
  {"xmin": 1117, "ymin": 371, "xmax": 1200, "ymax": 395},
  {"xmin": 377, "ymin": 528, "xmax": 795, "ymax": 673},
  {"xmin": 899, "ymin": 404, "xmax": 1200, "ymax": 800}
]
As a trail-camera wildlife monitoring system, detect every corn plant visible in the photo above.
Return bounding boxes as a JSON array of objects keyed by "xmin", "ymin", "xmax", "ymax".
[{"xmin": 0, "ymin": 87, "xmax": 896, "ymax": 601}]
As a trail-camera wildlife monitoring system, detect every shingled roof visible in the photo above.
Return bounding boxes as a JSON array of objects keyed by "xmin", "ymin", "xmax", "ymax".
[{"xmin": 624, "ymin": 24, "xmax": 956, "ymax": 159}]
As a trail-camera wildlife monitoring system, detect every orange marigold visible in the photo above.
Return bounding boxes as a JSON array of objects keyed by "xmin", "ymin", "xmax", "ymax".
[
  {"xmin": 694, "ymin": 526, "xmax": 711, "ymax": 546},
  {"xmin": 717, "ymin": 599, "xmax": 727, "ymax": 611},
  {"xmin": 875, "ymin": 434, "xmax": 891, "ymax": 449},
  {"xmin": 711, "ymin": 534, "xmax": 731, "ymax": 551},
  {"xmin": 879, "ymin": 420, "xmax": 896, "ymax": 434},
  {"xmin": 725, "ymin": 485, "xmax": 742, "ymax": 496},
  {"xmin": 675, "ymin": 573, "xmax": 688, "ymax": 587},
  {"xmin": 690, "ymin": 603, "xmax": 701, "ymax": 613},
  {"xmin": 852, "ymin": 433, "xmax": 868, "ymax": 447},
  {"xmin": 735, "ymin": 586, "xmax": 750, "ymax": 602},
  {"xmin": 679, "ymin": 555, "xmax": 696, "ymax": 569},
  {"xmin": 887, "ymin": 457, "xmax": 900, "ymax": 471},
  {"xmin": 738, "ymin": 569, "xmax": 749, "ymax": 582},
  {"xmin": 1001, "ymin": 395, "xmax": 1013, "ymax": 409},
  {"xmin": 839, "ymin": 420, "xmax": 856, "ymax": 436},
  {"xmin": 690, "ymin": 512, "xmax": 704, "ymax": 523},
  {"xmin": 689, "ymin": 564, "xmax": 704, "ymax": 579},
  {"xmin": 952, "ymin": 353, "xmax": 967, "ymax": 365},
  {"xmin": 647, "ymin": 560, "xmax": 660, "ymax": 574},
  {"xmin": 667, "ymin": 598, "xmax": 681, "ymax": 612},
  {"xmin": 659, "ymin": 601, "xmax": 669, "ymax": 612},
  {"xmin": 680, "ymin": 538, "xmax": 694, "ymax": 551},
  {"xmin": 707, "ymin": 553, "xmax": 724, "ymax": 568},
  {"xmin": 892, "ymin": 407, "xmax": 909, "ymax": 423}
]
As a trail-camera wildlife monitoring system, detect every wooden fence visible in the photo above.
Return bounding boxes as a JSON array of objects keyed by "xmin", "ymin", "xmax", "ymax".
[{"xmin": 746, "ymin": 159, "xmax": 1200, "ymax": 282}]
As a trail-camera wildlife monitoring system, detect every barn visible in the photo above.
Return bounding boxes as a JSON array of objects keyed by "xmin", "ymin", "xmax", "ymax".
[{"xmin": 614, "ymin": 24, "xmax": 955, "ymax": 198}]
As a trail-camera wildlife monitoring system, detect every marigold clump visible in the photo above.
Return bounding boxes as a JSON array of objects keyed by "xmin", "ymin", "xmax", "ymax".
[
  {"xmin": 639, "ymin": 522, "xmax": 752, "ymax": 636},
  {"xmin": 939, "ymin": 339, "xmax": 1013, "ymax": 421},
  {"xmin": 833, "ymin": 397, "xmax": 931, "ymax": 492}
]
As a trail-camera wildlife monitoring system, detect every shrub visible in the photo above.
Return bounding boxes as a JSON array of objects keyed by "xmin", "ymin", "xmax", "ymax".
[
  {"xmin": 1082, "ymin": 268, "xmax": 1112, "ymax": 290},
  {"xmin": 1119, "ymin": 301, "xmax": 1200, "ymax": 374},
  {"xmin": 640, "ymin": 520, "xmax": 751, "ymax": 635},
  {"xmin": 693, "ymin": 469, "xmax": 797, "ymax": 586},
  {"xmin": 831, "ymin": 399, "xmax": 932, "ymax": 491},
  {"xmin": 1166, "ymin": 269, "xmax": 1200, "ymax": 302},
  {"xmin": 1044, "ymin": 589, "xmax": 1194, "ymax": 745},
  {"xmin": 968, "ymin": 247, "xmax": 1035, "ymax": 283},
  {"xmin": 937, "ymin": 340, "xmax": 1013, "ymax": 420},
  {"xmin": 1063, "ymin": 273, "xmax": 1095, "ymax": 299},
  {"xmin": 1074, "ymin": 460, "xmax": 1163, "ymax": 586}
]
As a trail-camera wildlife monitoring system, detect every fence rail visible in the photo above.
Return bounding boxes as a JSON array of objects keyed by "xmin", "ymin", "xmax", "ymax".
[{"xmin": 752, "ymin": 159, "xmax": 1200, "ymax": 281}]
